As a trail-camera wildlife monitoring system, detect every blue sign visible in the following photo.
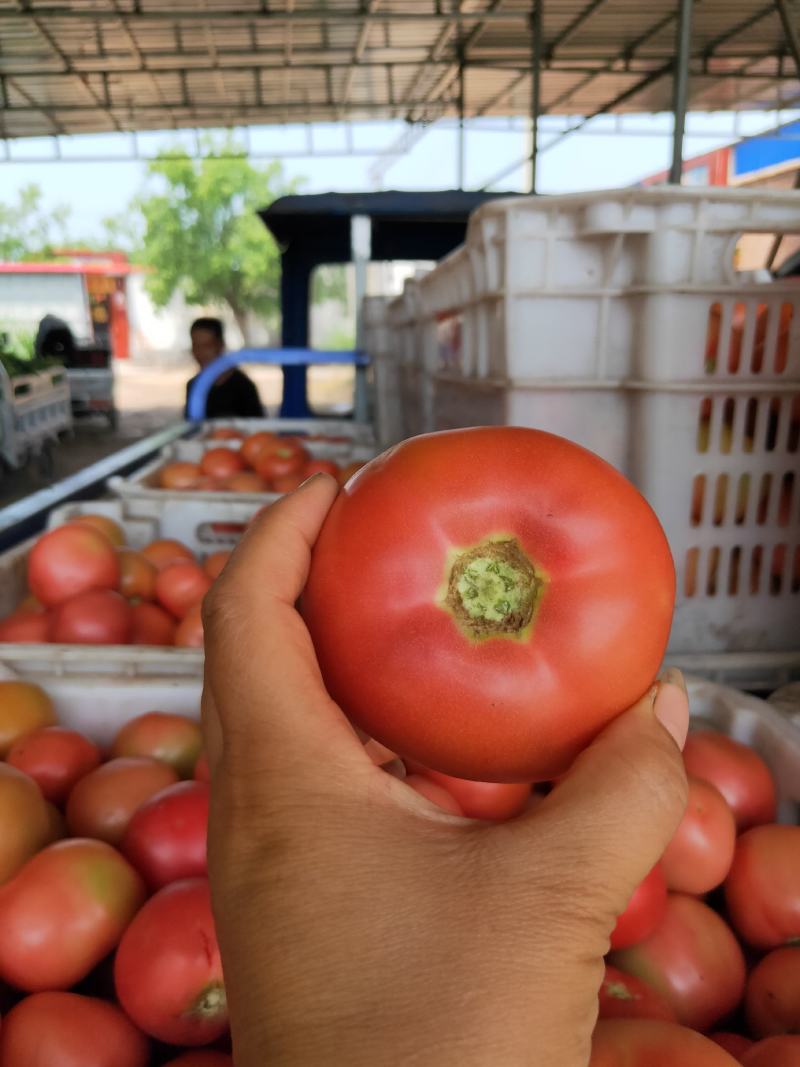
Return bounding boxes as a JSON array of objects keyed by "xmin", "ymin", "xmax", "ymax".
[{"xmin": 734, "ymin": 120, "xmax": 800, "ymax": 177}]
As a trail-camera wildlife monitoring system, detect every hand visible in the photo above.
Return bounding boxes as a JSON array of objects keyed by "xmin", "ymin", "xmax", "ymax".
[{"xmin": 201, "ymin": 475, "xmax": 689, "ymax": 1067}]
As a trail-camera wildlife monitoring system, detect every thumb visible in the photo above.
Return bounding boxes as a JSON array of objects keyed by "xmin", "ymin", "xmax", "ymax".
[{"xmin": 529, "ymin": 671, "xmax": 689, "ymax": 925}]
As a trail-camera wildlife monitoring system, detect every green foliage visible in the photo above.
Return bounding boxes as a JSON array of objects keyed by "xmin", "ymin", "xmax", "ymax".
[
  {"xmin": 312, "ymin": 265, "xmax": 349, "ymax": 307},
  {"xmin": 0, "ymin": 185, "xmax": 71, "ymax": 261},
  {"xmin": 136, "ymin": 137, "xmax": 298, "ymax": 339}
]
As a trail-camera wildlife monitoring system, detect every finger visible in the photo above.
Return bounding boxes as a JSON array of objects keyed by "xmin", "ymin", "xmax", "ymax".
[
  {"xmin": 201, "ymin": 474, "xmax": 366, "ymax": 775},
  {"xmin": 519, "ymin": 673, "xmax": 689, "ymax": 916}
]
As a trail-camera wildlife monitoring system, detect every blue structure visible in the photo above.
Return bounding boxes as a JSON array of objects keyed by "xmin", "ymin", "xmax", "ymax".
[{"xmin": 733, "ymin": 120, "xmax": 800, "ymax": 180}]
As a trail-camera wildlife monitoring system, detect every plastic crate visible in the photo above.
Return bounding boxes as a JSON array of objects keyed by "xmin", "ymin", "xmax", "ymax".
[
  {"xmin": 0, "ymin": 364, "xmax": 72, "ymax": 469},
  {"xmin": 385, "ymin": 188, "xmax": 800, "ymax": 664},
  {"xmin": 67, "ymin": 368, "xmax": 115, "ymax": 422},
  {"xmin": 364, "ymin": 295, "xmax": 404, "ymax": 448},
  {"xmin": 197, "ymin": 417, "xmax": 376, "ymax": 445}
]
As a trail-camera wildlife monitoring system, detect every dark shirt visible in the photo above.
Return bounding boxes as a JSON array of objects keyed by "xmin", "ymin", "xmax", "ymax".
[{"xmin": 185, "ymin": 368, "xmax": 263, "ymax": 418}]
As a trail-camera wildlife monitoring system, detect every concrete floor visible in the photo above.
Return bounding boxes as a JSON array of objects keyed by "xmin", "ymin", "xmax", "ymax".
[{"xmin": 0, "ymin": 359, "xmax": 356, "ymax": 509}]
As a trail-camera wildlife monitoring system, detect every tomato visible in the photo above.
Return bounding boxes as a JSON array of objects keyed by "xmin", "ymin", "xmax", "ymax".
[
  {"xmin": 682, "ymin": 731, "xmax": 776, "ymax": 832},
  {"xmin": 0, "ymin": 762, "xmax": 56, "ymax": 883},
  {"xmin": 611, "ymin": 894, "xmax": 746, "ymax": 1032},
  {"xmin": 7, "ymin": 727, "xmax": 102, "ymax": 805},
  {"xmin": 163, "ymin": 1053, "xmax": 233, "ymax": 1067},
  {"xmin": 239, "ymin": 430, "xmax": 280, "ymax": 469},
  {"xmin": 203, "ymin": 551, "xmax": 231, "ymax": 581},
  {"xmin": 130, "ymin": 601, "xmax": 177, "ymax": 646},
  {"xmin": 28, "ymin": 525, "xmax": 120, "ymax": 607},
  {"xmin": 117, "ymin": 549, "xmax": 158, "ymax": 601},
  {"xmin": 115, "ymin": 878, "xmax": 228, "ymax": 1046},
  {"xmin": 159, "ymin": 462, "xmax": 202, "ymax": 490},
  {"xmin": 141, "ymin": 539, "xmax": 196, "ymax": 570},
  {"xmin": 745, "ymin": 947, "xmax": 800, "ymax": 1037},
  {"xmin": 256, "ymin": 447, "xmax": 308, "ymax": 482},
  {"xmin": 590, "ymin": 1020, "xmax": 741, "ymax": 1066},
  {"xmin": 66, "ymin": 757, "xmax": 179, "ymax": 844},
  {"xmin": 742, "ymin": 1036, "xmax": 800, "ymax": 1066},
  {"xmin": 174, "ymin": 601, "xmax": 205, "ymax": 647},
  {"xmin": 405, "ymin": 774, "xmax": 464, "ymax": 814},
  {"xmin": 223, "ymin": 471, "xmax": 267, "ymax": 493},
  {"xmin": 112, "ymin": 712, "xmax": 203, "ymax": 778},
  {"xmin": 200, "ymin": 447, "xmax": 245, "ymax": 480},
  {"xmin": 155, "ymin": 562, "xmax": 212, "ymax": 620},
  {"xmin": 412, "ymin": 768, "xmax": 530, "ymax": 820},
  {"xmin": 0, "ymin": 609, "xmax": 52, "ymax": 642},
  {"xmin": 598, "ymin": 965, "xmax": 678, "ymax": 1023},
  {"xmin": 270, "ymin": 470, "xmax": 308, "ymax": 493},
  {"xmin": 50, "ymin": 589, "xmax": 132, "ymax": 644},
  {"xmin": 609, "ymin": 865, "xmax": 667, "ymax": 951},
  {"xmin": 0, "ymin": 680, "xmax": 56, "ymax": 756},
  {"xmin": 304, "ymin": 458, "xmax": 340, "ymax": 478},
  {"xmin": 660, "ymin": 777, "xmax": 736, "ymax": 895},
  {"xmin": 18, "ymin": 593, "xmax": 45, "ymax": 613},
  {"xmin": 122, "ymin": 781, "xmax": 209, "ymax": 889},
  {"xmin": 302, "ymin": 427, "xmax": 675, "ymax": 782},
  {"xmin": 0, "ymin": 991, "xmax": 149, "ymax": 1067},
  {"xmin": 725, "ymin": 825, "xmax": 800, "ymax": 949},
  {"xmin": 68, "ymin": 513, "xmax": 126, "ymax": 548},
  {"xmin": 194, "ymin": 751, "xmax": 210, "ymax": 782},
  {"xmin": 709, "ymin": 1033, "xmax": 753, "ymax": 1058},
  {"xmin": 0, "ymin": 838, "xmax": 144, "ymax": 991}
]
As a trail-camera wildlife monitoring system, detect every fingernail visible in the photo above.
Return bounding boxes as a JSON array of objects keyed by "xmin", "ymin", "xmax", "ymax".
[{"xmin": 653, "ymin": 668, "xmax": 689, "ymax": 751}]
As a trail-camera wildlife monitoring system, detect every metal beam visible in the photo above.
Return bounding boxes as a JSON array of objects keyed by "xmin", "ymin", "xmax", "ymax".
[
  {"xmin": 774, "ymin": 0, "xmax": 800, "ymax": 79},
  {"xmin": 545, "ymin": 0, "xmax": 607, "ymax": 60},
  {"xmin": 669, "ymin": 0, "xmax": 694, "ymax": 184},
  {"xmin": 0, "ymin": 6, "xmax": 541, "ymax": 22},
  {"xmin": 703, "ymin": 2, "xmax": 776, "ymax": 57},
  {"xmin": 339, "ymin": 1, "xmax": 383, "ymax": 113},
  {"xmin": 530, "ymin": 1, "xmax": 543, "ymax": 194}
]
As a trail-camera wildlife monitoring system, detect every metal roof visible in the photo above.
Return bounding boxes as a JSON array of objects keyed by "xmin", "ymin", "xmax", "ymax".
[{"xmin": 0, "ymin": 1, "xmax": 798, "ymax": 139}]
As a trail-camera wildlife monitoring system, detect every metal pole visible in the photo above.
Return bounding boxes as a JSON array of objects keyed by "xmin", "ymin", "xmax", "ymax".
[
  {"xmin": 457, "ymin": 48, "xmax": 466, "ymax": 189},
  {"xmin": 529, "ymin": 1, "xmax": 543, "ymax": 194},
  {"xmin": 668, "ymin": 0, "xmax": 694, "ymax": 184},
  {"xmin": 775, "ymin": 0, "xmax": 800, "ymax": 79},
  {"xmin": 351, "ymin": 215, "xmax": 372, "ymax": 423}
]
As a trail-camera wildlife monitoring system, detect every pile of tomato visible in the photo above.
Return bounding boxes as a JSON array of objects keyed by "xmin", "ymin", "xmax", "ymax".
[
  {"xmin": 0, "ymin": 679, "xmax": 225, "ymax": 1066},
  {"xmin": 156, "ymin": 428, "xmax": 364, "ymax": 495},
  {"xmin": 0, "ymin": 514, "xmax": 222, "ymax": 648}
]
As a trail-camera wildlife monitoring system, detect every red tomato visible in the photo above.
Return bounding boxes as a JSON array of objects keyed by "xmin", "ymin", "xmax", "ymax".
[
  {"xmin": 270, "ymin": 470, "xmax": 308, "ymax": 493},
  {"xmin": 256, "ymin": 447, "xmax": 308, "ymax": 482},
  {"xmin": 611, "ymin": 894, "xmax": 746, "ymax": 1032},
  {"xmin": 0, "ymin": 838, "xmax": 144, "ymax": 991},
  {"xmin": 66, "ymin": 757, "xmax": 179, "ymax": 844},
  {"xmin": 68, "ymin": 513, "xmax": 126, "ymax": 548},
  {"xmin": 304, "ymin": 458, "xmax": 340, "ymax": 478},
  {"xmin": 337, "ymin": 460, "xmax": 365, "ymax": 486},
  {"xmin": 660, "ymin": 777, "xmax": 736, "ymax": 895},
  {"xmin": 609, "ymin": 865, "xmax": 667, "ymax": 951},
  {"xmin": 682, "ymin": 731, "xmax": 776, "ymax": 832},
  {"xmin": 112, "ymin": 712, "xmax": 203, "ymax": 778},
  {"xmin": 49, "ymin": 589, "xmax": 132, "ymax": 644},
  {"xmin": 745, "ymin": 947, "xmax": 800, "ymax": 1037},
  {"xmin": 590, "ymin": 1020, "xmax": 742, "ymax": 1066},
  {"xmin": 122, "ymin": 781, "xmax": 209, "ymax": 889},
  {"xmin": 28, "ymin": 525, "xmax": 120, "ymax": 607},
  {"xmin": 742, "ymin": 1036, "xmax": 800, "ymax": 1066},
  {"xmin": 194, "ymin": 751, "xmax": 210, "ymax": 782},
  {"xmin": 0, "ymin": 609, "xmax": 52, "ymax": 642},
  {"xmin": 200, "ymin": 447, "xmax": 245, "ymax": 480},
  {"xmin": 114, "ymin": 878, "xmax": 228, "ymax": 1046},
  {"xmin": 414, "ymin": 769, "xmax": 530, "ymax": 820},
  {"xmin": 141, "ymin": 539, "xmax": 196, "ymax": 570},
  {"xmin": 117, "ymin": 549, "xmax": 158, "ymax": 601},
  {"xmin": 0, "ymin": 991, "xmax": 149, "ymax": 1067},
  {"xmin": 239, "ymin": 430, "xmax": 280, "ymax": 469},
  {"xmin": 203, "ymin": 551, "xmax": 231, "ymax": 581},
  {"xmin": 0, "ymin": 679, "xmax": 56, "ymax": 756},
  {"xmin": 302, "ymin": 427, "xmax": 675, "ymax": 782},
  {"xmin": 155, "ymin": 562, "xmax": 212, "ymax": 620},
  {"xmin": 599, "ymin": 965, "xmax": 678, "ymax": 1023},
  {"xmin": 158, "ymin": 462, "xmax": 202, "ymax": 490},
  {"xmin": 163, "ymin": 1053, "xmax": 233, "ymax": 1067},
  {"xmin": 223, "ymin": 471, "xmax": 268, "ymax": 493},
  {"xmin": 709, "ymin": 1033, "xmax": 754, "ymax": 1059},
  {"xmin": 7, "ymin": 727, "xmax": 102, "ymax": 805},
  {"xmin": 130, "ymin": 601, "xmax": 178, "ymax": 646},
  {"xmin": 725, "ymin": 825, "xmax": 800, "ymax": 949},
  {"xmin": 174, "ymin": 601, "xmax": 205, "ymax": 647},
  {"xmin": 405, "ymin": 774, "xmax": 464, "ymax": 814},
  {"xmin": 0, "ymin": 762, "xmax": 57, "ymax": 884}
]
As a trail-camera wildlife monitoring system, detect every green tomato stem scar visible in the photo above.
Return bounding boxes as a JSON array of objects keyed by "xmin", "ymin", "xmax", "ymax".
[{"xmin": 441, "ymin": 536, "xmax": 543, "ymax": 641}]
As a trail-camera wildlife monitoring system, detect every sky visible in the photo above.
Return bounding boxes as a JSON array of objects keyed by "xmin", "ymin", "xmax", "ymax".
[{"xmin": 1, "ymin": 109, "xmax": 797, "ymax": 240}]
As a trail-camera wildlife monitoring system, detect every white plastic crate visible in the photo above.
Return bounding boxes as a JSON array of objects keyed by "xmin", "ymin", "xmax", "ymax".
[
  {"xmin": 0, "ymin": 364, "xmax": 72, "ymax": 469},
  {"xmin": 386, "ymin": 188, "xmax": 800, "ymax": 664},
  {"xmin": 67, "ymin": 367, "xmax": 115, "ymax": 423},
  {"xmin": 364, "ymin": 296, "xmax": 404, "ymax": 448},
  {"xmin": 197, "ymin": 417, "xmax": 375, "ymax": 445}
]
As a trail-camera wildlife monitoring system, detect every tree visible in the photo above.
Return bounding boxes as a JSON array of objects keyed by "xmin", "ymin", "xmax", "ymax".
[
  {"xmin": 136, "ymin": 139, "xmax": 298, "ymax": 342},
  {"xmin": 0, "ymin": 184, "xmax": 71, "ymax": 261}
]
